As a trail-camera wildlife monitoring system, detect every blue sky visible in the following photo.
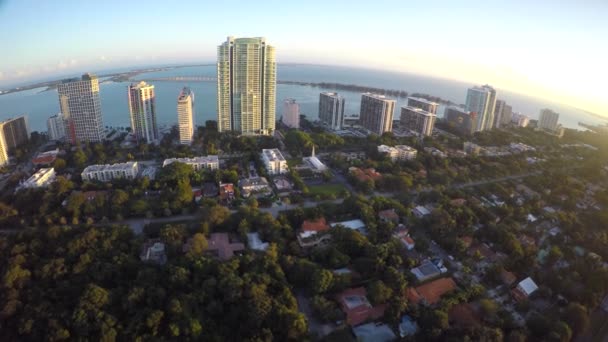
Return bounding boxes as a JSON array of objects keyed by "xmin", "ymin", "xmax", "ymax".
[{"xmin": 0, "ymin": 0, "xmax": 606, "ymax": 114}]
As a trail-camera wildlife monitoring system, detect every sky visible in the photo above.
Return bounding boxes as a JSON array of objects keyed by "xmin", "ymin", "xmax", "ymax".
[{"xmin": 0, "ymin": 0, "xmax": 607, "ymax": 115}]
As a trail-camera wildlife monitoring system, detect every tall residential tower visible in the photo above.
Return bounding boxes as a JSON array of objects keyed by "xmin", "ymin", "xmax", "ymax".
[
  {"xmin": 359, "ymin": 93, "xmax": 395, "ymax": 135},
  {"xmin": 400, "ymin": 106, "xmax": 436, "ymax": 136},
  {"xmin": 177, "ymin": 87, "xmax": 195, "ymax": 145},
  {"xmin": 282, "ymin": 98, "xmax": 300, "ymax": 129},
  {"xmin": 465, "ymin": 85, "xmax": 497, "ymax": 132},
  {"xmin": 217, "ymin": 37, "xmax": 276, "ymax": 135},
  {"xmin": 128, "ymin": 81, "xmax": 159, "ymax": 144},
  {"xmin": 319, "ymin": 92, "xmax": 345, "ymax": 130},
  {"xmin": 57, "ymin": 73, "xmax": 105, "ymax": 143},
  {"xmin": 0, "ymin": 116, "xmax": 29, "ymax": 152},
  {"xmin": 47, "ymin": 113, "xmax": 66, "ymax": 141}
]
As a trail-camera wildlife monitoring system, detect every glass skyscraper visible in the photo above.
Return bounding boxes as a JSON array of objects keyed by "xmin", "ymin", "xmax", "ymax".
[{"xmin": 217, "ymin": 37, "xmax": 276, "ymax": 135}]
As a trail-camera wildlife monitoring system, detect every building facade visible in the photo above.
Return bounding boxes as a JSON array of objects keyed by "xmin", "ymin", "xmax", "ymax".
[
  {"xmin": 445, "ymin": 106, "xmax": 476, "ymax": 135},
  {"xmin": 0, "ymin": 116, "xmax": 29, "ymax": 152},
  {"xmin": 177, "ymin": 87, "xmax": 195, "ymax": 145},
  {"xmin": 217, "ymin": 37, "xmax": 276, "ymax": 135},
  {"xmin": 261, "ymin": 148, "xmax": 288, "ymax": 175},
  {"xmin": 493, "ymin": 100, "xmax": 512, "ymax": 128},
  {"xmin": 319, "ymin": 92, "xmax": 345, "ymax": 130},
  {"xmin": 407, "ymin": 97, "xmax": 439, "ymax": 115},
  {"xmin": 400, "ymin": 106, "xmax": 436, "ymax": 136},
  {"xmin": 57, "ymin": 73, "xmax": 105, "ymax": 143},
  {"xmin": 47, "ymin": 113, "xmax": 66, "ymax": 141},
  {"xmin": 128, "ymin": 81, "xmax": 159, "ymax": 144},
  {"xmin": 0, "ymin": 133, "xmax": 8, "ymax": 167},
  {"xmin": 162, "ymin": 156, "xmax": 219, "ymax": 171},
  {"xmin": 539, "ymin": 108, "xmax": 560, "ymax": 132},
  {"xmin": 465, "ymin": 85, "xmax": 497, "ymax": 132},
  {"xmin": 359, "ymin": 93, "xmax": 395, "ymax": 135},
  {"xmin": 282, "ymin": 98, "xmax": 300, "ymax": 128},
  {"xmin": 378, "ymin": 145, "xmax": 417, "ymax": 161},
  {"xmin": 81, "ymin": 161, "xmax": 140, "ymax": 182},
  {"xmin": 512, "ymin": 113, "xmax": 530, "ymax": 127},
  {"xmin": 18, "ymin": 167, "xmax": 56, "ymax": 190}
]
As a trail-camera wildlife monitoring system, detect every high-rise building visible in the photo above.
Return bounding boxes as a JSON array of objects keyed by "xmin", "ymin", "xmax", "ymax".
[
  {"xmin": 493, "ymin": 100, "xmax": 507, "ymax": 128},
  {"xmin": 407, "ymin": 97, "xmax": 439, "ymax": 115},
  {"xmin": 177, "ymin": 87, "xmax": 195, "ymax": 145},
  {"xmin": 217, "ymin": 36, "xmax": 276, "ymax": 135},
  {"xmin": 539, "ymin": 109, "xmax": 560, "ymax": 132},
  {"xmin": 359, "ymin": 93, "xmax": 395, "ymax": 135},
  {"xmin": 445, "ymin": 106, "xmax": 476, "ymax": 135},
  {"xmin": 0, "ymin": 116, "xmax": 29, "ymax": 152},
  {"xmin": 465, "ymin": 85, "xmax": 497, "ymax": 132},
  {"xmin": 47, "ymin": 113, "xmax": 66, "ymax": 141},
  {"xmin": 0, "ymin": 132, "xmax": 8, "ymax": 167},
  {"xmin": 511, "ymin": 113, "xmax": 530, "ymax": 127},
  {"xmin": 128, "ymin": 81, "xmax": 158, "ymax": 144},
  {"xmin": 282, "ymin": 98, "xmax": 300, "ymax": 129},
  {"xmin": 400, "ymin": 106, "xmax": 436, "ymax": 136},
  {"xmin": 500, "ymin": 103, "xmax": 513, "ymax": 127},
  {"xmin": 319, "ymin": 92, "xmax": 345, "ymax": 130},
  {"xmin": 57, "ymin": 73, "xmax": 105, "ymax": 143}
]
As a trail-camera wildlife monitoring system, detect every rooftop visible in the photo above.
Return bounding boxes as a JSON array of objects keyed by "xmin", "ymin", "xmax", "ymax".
[
  {"xmin": 301, "ymin": 218, "xmax": 330, "ymax": 233},
  {"xmin": 337, "ymin": 287, "xmax": 387, "ymax": 326},
  {"xmin": 262, "ymin": 148, "xmax": 286, "ymax": 162},
  {"xmin": 518, "ymin": 277, "xmax": 538, "ymax": 295},
  {"xmin": 247, "ymin": 233, "xmax": 269, "ymax": 251},
  {"xmin": 401, "ymin": 106, "xmax": 437, "ymax": 117},
  {"xmin": 352, "ymin": 322, "xmax": 396, "ymax": 342},
  {"xmin": 408, "ymin": 97, "xmax": 439, "ymax": 106},
  {"xmin": 162, "ymin": 155, "xmax": 218, "ymax": 167},
  {"xmin": 82, "ymin": 161, "xmax": 138, "ymax": 173},
  {"xmin": 207, "ymin": 233, "xmax": 245, "ymax": 261},
  {"xmin": 407, "ymin": 277, "xmax": 457, "ymax": 305}
]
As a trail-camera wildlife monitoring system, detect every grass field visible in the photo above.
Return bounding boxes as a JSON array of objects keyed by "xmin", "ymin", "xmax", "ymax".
[
  {"xmin": 287, "ymin": 158, "xmax": 303, "ymax": 167},
  {"xmin": 307, "ymin": 184, "xmax": 348, "ymax": 196}
]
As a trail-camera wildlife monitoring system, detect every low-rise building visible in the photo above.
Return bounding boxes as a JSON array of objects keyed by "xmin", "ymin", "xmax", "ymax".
[
  {"xmin": 301, "ymin": 146, "xmax": 327, "ymax": 173},
  {"xmin": 352, "ymin": 322, "xmax": 396, "ymax": 342},
  {"xmin": 337, "ymin": 287, "xmax": 387, "ymax": 326},
  {"xmin": 247, "ymin": 232, "xmax": 269, "ymax": 251},
  {"xmin": 140, "ymin": 241, "xmax": 167, "ymax": 265},
  {"xmin": 377, "ymin": 144, "xmax": 417, "ymax": 161},
  {"xmin": 207, "ymin": 233, "xmax": 245, "ymax": 261},
  {"xmin": 31, "ymin": 149, "xmax": 60, "ymax": 166},
  {"xmin": 17, "ymin": 167, "xmax": 56, "ymax": 190},
  {"xmin": 512, "ymin": 277, "xmax": 539, "ymax": 302},
  {"xmin": 219, "ymin": 183, "xmax": 234, "ymax": 203},
  {"xmin": 411, "ymin": 259, "xmax": 443, "ymax": 281},
  {"xmin": 413, "ymin": 205, "xmax": 431, "ymax": 218},
  {"xmin": 378, "ymin": 209, "xmax": 399, "ymax": 223},
  {"xmin": 349, "ymin": 167, "xmax": 382, "ymax": 182},
  {"xmin": 261, "ymin": 148, "xmax": 288, "ymax": 175},
  {"xmin": 81, "ymin": 161, "xmax": 139, "ymax": 182},
  {"xmin": 238, "ymin": 177, "xmax": 271, "ymax": 198},
  {"xmin": 298, "ymin": 218, "xmax": 331, "ymax": 248},
  {"xmin": 331, "ymin": 219, "xmax": 367, "ymax": 235},
  {"xmin": 162, "ymin": 155, "xmax": 219, "ymax": 171}
]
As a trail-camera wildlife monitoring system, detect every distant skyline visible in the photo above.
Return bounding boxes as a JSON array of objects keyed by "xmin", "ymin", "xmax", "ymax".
[{"xmin": 0, "ymin": 0, "xmax": 606, "ymax": 116}]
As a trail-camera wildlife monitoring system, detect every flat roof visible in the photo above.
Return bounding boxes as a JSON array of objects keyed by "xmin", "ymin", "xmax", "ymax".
[
  {"xmin": 401, "ymin": 106, "xmax": 436, "ymax": 116},
  {"xmin": 163, "ymin": 155, "xmax": 218, "ymax": 166},
  {"xmin": 262, "ymin": 148, "xmax": 285, "ymax": 162},
  {"xmin": 408, "ymin": 97, "xmax": 439, "ymax": 106},
  {"xmin": 518, "ymin": 277, "xmax": 538, "ymax": 295},
  {"xmin": 82, "ymin": 161, "xmax": 138, "ymax": 173}
]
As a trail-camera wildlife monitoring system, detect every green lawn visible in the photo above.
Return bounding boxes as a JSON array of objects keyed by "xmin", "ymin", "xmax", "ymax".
[
  {"xmin": 287, "ymin": 158, "xmax": 303, "ymax": 167},
  {"xmin": 307, "ymin": 184, "xmax": 348, "ymax": 196}
]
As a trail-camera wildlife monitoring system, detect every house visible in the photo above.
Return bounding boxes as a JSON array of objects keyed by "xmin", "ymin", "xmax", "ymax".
[
  {"xmin": 331, "ymin": 219, "xmax": 367, "ymax": 235},
  {"xmin": 219, "ymin": 183, "xmax": 235, "ymax": 203},
  {"xmin": 402, "ymin": 236, "xmax": 415, "ymax": 250},
  {"xmin": 247, "ymin": 233, "xmax": 269, "ymax": 251},
  {"xmin": 500, "ymin": 269, "xmax": 517, "ymax": 286},
  {"xmin": 411, "ymin": 260, "xmax": 442, "ymax": 281},
  {"xmin": 349, "ymin": 167, "xmax": 382, "ymax": 182},
  {"xmin": 399, "ymin": 315, "xmax": 419, "ymax": 337},
  {"xmin": 511, "ymin": 277, "xmax": 539, "ymax": 302},
  {"xmin": 298, "ymin": 218, "xmax": 331, "ymax": 248},
  {"xmin": 207, "ymin": 233, "xmax": 245, "ymax": 260},
  {"xmin": 336, "ymin": 287, "xmax": 387, "ymax": 326},
  {"xmin": 378, "ymin": 209, "xmax": 399, "ymax": 223},
  {"xmin": 352, "ymin": 322, "xmax": 396, "ymax": 342},
  {"xmin": 407, "ymin": 277, "xmax": 457, "ymax": 306},
  {"xmin": 450, "ymin": 198, "xmax": 467, "ymax": 207},
  {"xmin": 238, "ymin": 177, "xmax": 271, "ymax": 198},
  {"xmin": 31, "ymin": 149, "xmax": 60, "ymax": 166},
  {"xmin": 413, "ymin": 205, "xmax": 431, "ymax": 218},
  {"xmin": 140, "ymin": 241, "xmax": 167, "ymax": 265}
]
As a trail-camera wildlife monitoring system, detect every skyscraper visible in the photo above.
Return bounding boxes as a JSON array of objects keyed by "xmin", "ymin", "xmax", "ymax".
[
  {"xmin": 407, "ymin": 97, "xmax": 439, "ymax": 115},
  {"xmin": 0, "ymin": 132, "xmax": 8, "ymax": 167},
  {"xmin": 57, "ymin": 73, "xmax": 104, "ymax": 143},
  {"xmin": 217, "ymin": 36, "xmax": 276, "ymax": 135},
  {"xmin": 0, "ymin": 116, "xmax": 29, "ymax": 152},
  {"xmin": 47, "ymin": 113, "xmax": 66, "ymax": 141},
  {"xmin": 282, "ymin": 98, "xmax": 300, "ymax": 129},
  {"xmin": 177, "ymin": 87, "xmax": 195, "ymax": 145},
  {"xmin": 539, "ymin": 109, "xmax": 560, "ymax": 132},
  {"xmin": 128, "ymin": 81, "xmax": 159, "ymax": 144},
  {"xmin": 493, "ymin": 100, "xmax": 506, "ymax": 128},
  {"xmin": 445, "ymin": 107, "xmax": 476, "ymax": 135},
  {"xmin": 359, "ymin": 93, "xmax": 395, "ymax": 135},
  {"xmin": 465, "ymin": 85, "xmax": 497, "ymax": 132},
  {"xmin": 400, "ymin": 106, "xmax": 436, "ymax": 136},
  {"xmin": 500, "ymin": 103, "xmax": 513, "ymax": 127},
  {"xmin": 318, "ymin": 92, "xmax": 345, "ymax": 130}
]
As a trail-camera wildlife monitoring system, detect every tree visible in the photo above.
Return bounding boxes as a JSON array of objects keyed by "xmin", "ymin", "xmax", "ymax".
[
  {"xmin": 311, "ymin": 268, "xmax": 333, "ymax": 294},
  {"xmin": 207, "ymin": 206, "xmax": 230, "ymax": 227},
  {"xmin": 187, "ymin": 233, "xmax": 208, "ymax": 256},
  {"xmin": 73, "ymin": 149, "xmax": 87, "ymax": 168},
  {"xmin": 564, "ymin": 302, "xmax": 590, "ymax": 335},
  {"xmin": 367, "ymin": 280, "xmax": 393, "ymax": 305},
  {"xmin": 53, "ymin": 158, "xmax": 67, "ymax": 172}
]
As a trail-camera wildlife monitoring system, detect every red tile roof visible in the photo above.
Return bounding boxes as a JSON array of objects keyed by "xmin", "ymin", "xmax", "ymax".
[
  {"xmin": 301, "ymin": 218, "xmax": 329, "ymax": 232},
  {"xmin": 207, "ymin": 233, "xmax": 245, "ymax": 260},
  {"xmin": 378, "ymin": 209, "xmax": 399, "ymax": 222},
  {"xmin": 32, "ymin": 154, "xmax": 56, "ymax": 165}
]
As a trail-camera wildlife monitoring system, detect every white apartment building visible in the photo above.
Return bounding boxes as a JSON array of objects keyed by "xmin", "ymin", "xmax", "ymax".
[
  {"xmin": 18, "ymin": 167, "xmax": 56, "ymax": 190},
  {"xmin": 465, "ymin": 85, "xmax": 497, "ymax": 132},
  {"xmin": 57, "ymin": 73, "xmax": 105, "ymax": 143},
  {"xmin": 360, "ymin": 93, "xmax": 395, "ymax": 135},
  {"xmin": 177, "ymin": 87, "xmax": 195, "ymax": 145},
  {"xmin": 319, "ymin": 92, "xmax": 345, "ymax": 130},
  {"xmin": 0, "ymin": 129, "xmax": 8, "ymax": 167},
  {"xmin": 539, "ymin": 109, "xmax": 560, "ymax": 132},
  {"xmin": 128, "ymin": 81, "xmax": 159, "ymax": 143},
  {"xmin": 378, "ymin": 144, "xmax": 418, "ymax": 161},
  {"xmin": 261, "ymin": 148, "xmax": 288, "ymax": 175},
  {"xmin": 407, "ymin": 97, "xmax": 439, "ymax": 115},
  {"xmin": 162, "ymin": 156, "xmax": 219, "ymax": 171},
  {"xmin": 81, "ymin": 161, "xmax": 139, "ymax": 182},
  {"xmin": 47, "ymin": 113, "xmax": 66, "ymax": 141}
]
